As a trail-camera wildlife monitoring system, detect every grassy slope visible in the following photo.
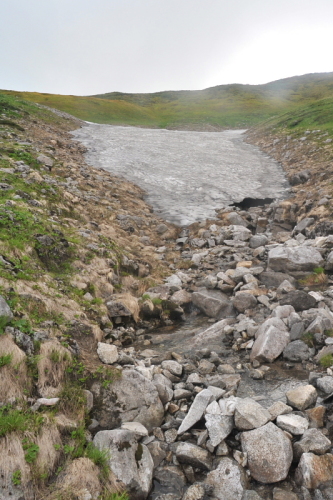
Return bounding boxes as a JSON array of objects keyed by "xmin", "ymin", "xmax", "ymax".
[{"xmin": 2, "ymin": 72, "xmax": 333, "ymax": 129}]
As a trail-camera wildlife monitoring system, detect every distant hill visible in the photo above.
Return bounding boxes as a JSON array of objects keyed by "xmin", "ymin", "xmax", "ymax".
[{"xmin": 2, "ymin": 72, "xmax": 333, "ymax": 129}]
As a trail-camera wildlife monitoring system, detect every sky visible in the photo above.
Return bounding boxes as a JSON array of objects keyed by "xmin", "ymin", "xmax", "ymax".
[{"xmin": 1, "ymin": 0, "xmax": 333, "ymax": 96}]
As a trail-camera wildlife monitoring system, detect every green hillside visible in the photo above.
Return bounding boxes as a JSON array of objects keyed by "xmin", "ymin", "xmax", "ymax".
[{"xmin": 2, "ymin": 72, "xmax": 333, "ymax": 129}]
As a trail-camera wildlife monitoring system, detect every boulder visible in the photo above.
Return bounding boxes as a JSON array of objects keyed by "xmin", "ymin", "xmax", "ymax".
[
  {"xmin": 259, "ymin": 271, "xmax": 297, "ymax": 289},
  {"xmin": 106, "ymin": 293, "xmax": 139, "ymax": 321},
  {"xmin": 205, "ymin": 414, "xmax": 234, "ymax": 446},
  {"xmin": 250, "ymin": 326, "xmax": 290, "ymax": 363},
  {"xmin": 233, "ymin": 293, "xmax": 257, "ymax": 313},
  {"xmin": 295, "ymin": 453, "xmax": 333, "ymax": 489},
  {"xmin": 174, "ymin": 442, "xmax": 212, "ymax": 470},
  {"xmin": 293, "ymin": 429, "xmax": 331, "ymax": 461},
  {"xmin": 276, "ymin": 414, "xmax": 309, "ymax": 435},
  {"xmin": 97, "ymin": 343, "xmax": 118, "ymax": 364},
  {"xmin": 316, "ymin": 376, "xmax": 333, "ymax": 395},
  {"xmin": 93, "ymin": 429, "xmax": 153, "ymax": 500},
  {"xmin": 241, "ymin": 422, "xmax": 293, "ymax": 483},
  {"xmin": 178, "ymin": 389, "xmax": 214, "ymax": 434},
  {"xmin": 91, "ymin": 369, "xmax": 164, "ymax": 431},
  {"xmin": 192, "ymin": 288, "xmax": 235, "ymax": 319},
  {"xmin": 249, "ymin": 235, "xmax": 268, "ymax": 249},
  {"xmin": 279, "ymin": 291, "xmax": 317, "ymax": 312},
  {"xmin": 268, "ymin": 246, "xmax": 324, "ymax": 274},
  {"xmin": 286, "ymin": 385, "xmax": 317, "ymax": 411},
  {"xmin": 191, "ymin": 318, "xmax": 233, "ymax": 349},
  {"xmin": 283, "ymin": 340, "xmax": 311, "ymax": 362},
  {"xmin": 234, "ymin": 398, "xmax": 271, "ymax": 430},
  {"xmin": 205, "ymin": 457, "xmax": 248, "ymax": 500},
  {"xmin": 255, "ymin": 317, "xmax": 288, "ymax": 339}
]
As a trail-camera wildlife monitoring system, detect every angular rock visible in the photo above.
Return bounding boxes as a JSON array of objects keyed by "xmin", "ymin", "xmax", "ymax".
[
  {"xmin": 97, "ymin": 342, "xmax": 119, "ymax": 364},
  {"xmin": 279, "ymin": 291, "xmax": 317, "ymax": 312},
  {"xmin": 283, "ymin": 340, "xmax": 311, "ymax": 362},
  {"xmin": 255, "ymin": 317, "xmax": 288, "ymax": 339},
  {"xmin": 153, "ymin": 373, "xmax": 173, "ymax": 405},
  {"xmin": 250, "ymin": 326, "xmax": 290, "ymax": 363},
  {"xmin": 233, "ymin": 293, "xmax": 257, "ymax": 313},
  {"xmin": 295, "ymin": 453, "xmax": 333, "ymax": 489},
  {"xmin": 205, "ymin": 414, "xmax": 234, "ymax": 446},
  {"xmin": 293, "ymin": 429, "xmax": 331, "ymax": 461},
  {"xmin": 241, "ymin": 422, "xmax": 293, "ymax": 483},
  {"xmin": 276, "ymin": 414, "xmax": 309, "ymax": 435},
  {"xmin": 175, "ymin": 442, "xmax": 212, "ymax": 470},
  {"xmin": 268, "ymin": 401, "xmax": 293, "ymax": 420},
  {"xmin": 161, "ymin": 360, "xmax": 182, "ymax": 376},
  {"xmin": 121, "ymin": 421, "xmax": 148, "ymax": 437},
  {"xmin": 272, "ymin": 488, "xmax": 298, "ymax": 500},
  {"xmin": 146, "ymin": 441, "xmax": 167, "ymax": 468},
  {"xmin": 286, "ymin": 385, "xmax": 317, "ymax": 411},
  {"xmin": 259, "ymin": 271, "xmax": 297, "ymax": 289},
  {"xmin": 268, "ymin": 246, "xmax": 324, "ymax": 274},
  {"xmin": 271, "ymin": 305, "xmax": 295, "ymax": 319},
  {"xmin": 205, "ymin": 457, "xmax": 248, "ymax": 500},
  {"xmin": 177, "ymin": 389, "xmax": 214, "ymax": 435},
  {"xmin": 91, "ymin": 369, "xmax": 164, "ymax": 431},
  {"xmin": 234, "ymin": 398, "xmax": 271, "ymax": 430},
  {"xmin": 93, "ymin": 429, "xmax": 153, "ymax": 500},
  {"xmin": 316, "ymin": 376, "xmax": 333, "ymax": 395},
  {"xmin": 153, "ymin": 466, "xmax": 186, "ymax": 497},
  {"xmin": 191, "ymin": 318, "xmax": 232, "ymax": 349},
  {"xmin": 192, "ymin": 288, "xmax": 235, "ymax": 319}
]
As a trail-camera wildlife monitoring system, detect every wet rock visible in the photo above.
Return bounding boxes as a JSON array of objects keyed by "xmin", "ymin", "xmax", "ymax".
[
  {"xmin": 241, "ymin": 422, "xmax": 293, "ymax": 483},
  {"xmin": 93, "ymin": 429, "xmax": 153, "ymax": 500},
  {"xmin": 286, "ymin": 385, "xmax": 317, "ymax": 411},
  {"xmin": 293, "ymin": 429, "xmax": 331, "ymax": 461},
  {"xmin": 283, "ymin": 340, "xmax": 311, "ymax": 362},
  {"xmin": 91, "ymin": 369, "xmax": 164, "ymax": 431},
  {"xmin": 205, "ymin": 457, "xmax": 248, "ymax": 500},
  {"xmin": 279, "ymin": 291, "xmax": 317, "ymax": 312},
  {"xmin": 233, "ymin": 293, "xmax": 257, "ymax": 313},
  {"xmin": 97, "ymin": 342, "xmax": 119, "ymax": 364},
  {"xmin": 177, "ymin": 389, "xmax": 214, "ymax": 435},
  {"xmin": 234, "ymin": 398, "xmax": 271, "ymax": 430},
  {"xmin": 192, "ymin": 288, "xmax": 235, "ymax": 319},
  {"xmin": 268, "ymin": 246, "xmax": 324, "ymax": 274},
  {"xmin": 205, "ymin": 414, "xmax": 234, "ymax": 446},
  {"xmin": 295, "ymin": 453, "xmax": 333, "ymax": 489},
  {"xmin": 276, "ymin": 414, "xmax": 309, "ymax": 435},
  {"xmin": 250, "ymin": 326, "xmax": 290, "ymax": 363},
  {"xmin": 174, "ymin": 442, "xmax": 212, "ymax": 471}
]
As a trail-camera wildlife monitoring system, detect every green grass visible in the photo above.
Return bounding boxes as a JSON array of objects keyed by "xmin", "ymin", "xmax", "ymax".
[
  {"xmin": 319, "ymin": 354, "xmax": 333, "ymax": 368},
  {"xmin": 3, "ymin": 72, "xmax": 333, "ymax": 129},
  {"xmin": 0, "ymin": 353, "xmax": 12, "ymax": 367},
  {"xmin": 0, "ymin": 404, "xmax": 44, "ymax": 437}
]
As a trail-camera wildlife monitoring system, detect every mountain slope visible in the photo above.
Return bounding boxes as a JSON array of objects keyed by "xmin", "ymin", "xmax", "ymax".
[{"xmin": 2, "ymin": 72, "xmax": 333, "ymax": 129}]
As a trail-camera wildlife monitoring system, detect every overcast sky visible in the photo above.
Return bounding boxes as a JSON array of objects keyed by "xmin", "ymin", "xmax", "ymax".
[{"xmin": 1, "ymin": 0, "xmax": 333, "ymax": 96}]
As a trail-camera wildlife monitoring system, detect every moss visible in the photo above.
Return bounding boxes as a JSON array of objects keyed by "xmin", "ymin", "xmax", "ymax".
[{"xmin": 135, "ymin": 443, "xmax": 143, "ymax": 463}]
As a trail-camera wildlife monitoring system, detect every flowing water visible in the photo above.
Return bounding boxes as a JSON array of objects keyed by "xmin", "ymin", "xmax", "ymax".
[{"xmin": 72, "ymin": 125, "xmax": 289, "ymax": 225}]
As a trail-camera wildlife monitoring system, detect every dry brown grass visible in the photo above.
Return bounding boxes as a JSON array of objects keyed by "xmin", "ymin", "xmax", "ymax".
[
  {"xmin": 0, "ymin": 434, "xmax": 33, "ymax": 499},
  {"xmin": 115, "ymin": 293, "xmax": 140, "ymax": 322},
  {"xmin": 37, "ymin": 341, "xmax": 72, "ymax": 398},
  {"xmin": 35, "ymin": 421, "xmax": 62, "ymax": 477},
  {"xmin": 300, "ymin": 271, "xmax": 328, "ymax": 287},
  {"xmin": 0, "ymin": 335, "xmax": 31, "ymax": 401}
]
